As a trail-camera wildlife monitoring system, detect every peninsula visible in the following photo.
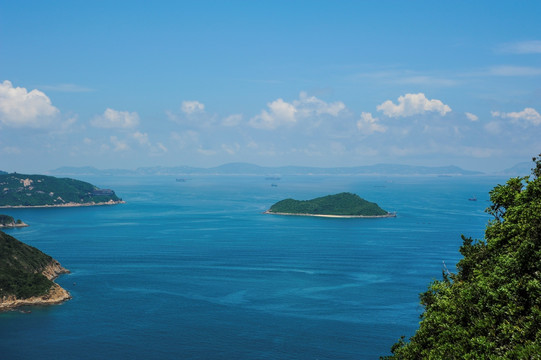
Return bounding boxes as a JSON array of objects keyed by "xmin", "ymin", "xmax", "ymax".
[
  {"xmin": 0, "ymin": 231, "xmax": 71, "ymax": 311},
  {"xmin": 265, "ymin": 192, "xmax": 395, "ymax": 218},
  {"xmin": 0, "ymin": 173, "xmax": 124, "ymax": 208}
]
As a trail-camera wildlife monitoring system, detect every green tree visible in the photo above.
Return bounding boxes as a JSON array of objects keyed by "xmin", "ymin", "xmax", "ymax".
[{"xmin": 384, "ymin": 155, "xmax": 541, "ymax": 359}]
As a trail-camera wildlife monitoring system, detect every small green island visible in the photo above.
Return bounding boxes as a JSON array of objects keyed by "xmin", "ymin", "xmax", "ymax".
[
  {"xmin": 265, "ymin": 192, "xmax": 395, "ymax": 218},
  {"xmin": 0, "ymin": 214, "xmax": 28, "ymax": 228},
  {"xmin": 0, "ymin": 173, "xmax": 124, "ymax": 208},
  {"xmin": 0, "ymin": 231, "xmax": 70, "ymax": 311}
]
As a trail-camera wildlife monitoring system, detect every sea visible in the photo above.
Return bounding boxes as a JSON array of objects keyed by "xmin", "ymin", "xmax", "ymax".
[{"xmin": 0, "ymin": 174, "xmax": 507, "ymax": 359}]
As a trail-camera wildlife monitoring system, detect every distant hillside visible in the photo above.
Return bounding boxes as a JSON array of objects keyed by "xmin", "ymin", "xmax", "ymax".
[
  {"xmin": 499, "ymin": 162, "xmax": 532, "ymax": 177},
  {"xmin": 49, "ymin": 163, "xmax": 483, "ymax": 176},
  {"xmin": 0, "ymin": 170, "xmax": 7, "ymax": 175},
  {"xmin": 0, "ymin": 173, "xmax": 123, "ymax": 207},
  {"xmin": 267, "ymin": 192, "xmax": 392, "ymax": 217},
  {"xmin": 0, "ymin": 231, "xmax": 70, "ymax": 308}
]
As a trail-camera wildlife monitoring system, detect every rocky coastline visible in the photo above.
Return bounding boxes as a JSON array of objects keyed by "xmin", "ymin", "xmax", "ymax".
[
  {"xmin": 0, "ymin": 260, "xmax": 71, "ymax": 312},
  {"xmin": 0, "ymin": 221, "xmax": 28, "ymax": 228}
]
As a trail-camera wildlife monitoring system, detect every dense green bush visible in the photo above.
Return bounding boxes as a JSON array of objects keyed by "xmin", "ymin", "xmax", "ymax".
[{"xmin": 384, "ymin": 155, "xmax": 541, "ymax": 359}]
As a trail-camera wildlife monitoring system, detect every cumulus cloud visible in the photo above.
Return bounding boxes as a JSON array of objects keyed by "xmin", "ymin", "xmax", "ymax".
[
  {"xmin": 377, "ymin": 93, "xmax": 451, "ymax": 118},
  {"xmin": 110, "ymin": 136, "xmax": 129, "ymax": 151},
  {"xmin": 294, "ymin": 92, "xmax": 346, "ymax": 117},
  {"xmin": 222, "ymin": 114, "xmax": 243, "ymax": 127},
  {"xmin": 92, "ymin": 108, "xmax": 139, "ymax": 129},
  {"xmin": 131, "ymin": 131, "xmax": 167, "ymax": 155},
  {"xmin": 0, "ymin": 80, "xmax": 59, "ymax": 128},
  {"xmin": 356, "ymin": 112, "xmax": 387, "ymax": 135},
  {"xmin": 132, "ymin": 131, "xmax": 150, "ymax": 146},
  {"xmin": 491, "ymin": 108, "xmax": 541, "ymax": 126},
  {"xmin": 249, "ymin": 98, "xmax": 297, "ymax": 129},
  {"xmin": 181, "ymin": 100, "xmax": 205, "ymax": 115},
  {"xmin": 249, "ymin": 92, "xmax": 346, "ymax": 130},
  {"xmin": 465, "ymin": 112, "xmax": 479, "ymax": 122}
]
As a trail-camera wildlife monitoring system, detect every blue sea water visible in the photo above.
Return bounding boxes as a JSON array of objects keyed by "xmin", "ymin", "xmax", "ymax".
[{"xmin": 0, "ymin": 175, "xmax": 507, "ymax": 359}]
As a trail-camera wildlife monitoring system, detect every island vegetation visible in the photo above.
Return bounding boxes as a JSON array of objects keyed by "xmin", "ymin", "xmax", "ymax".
[
  {"xmin": 266, "ymin": 192, "xmax": 394, "ymax": 217},
  {"xmin": 0, "ymin": 173, "xmax": 123, "ymax": 207},
  {"xmin": 384, "ymin": 155, "xmax": 541, "ymax": 358},
  {"xmin": 0, "ymin": 214, "xmax": 27, "ymax": 228},
  {"xmin": 0, "ymin": 230, "xmax": 70, "ymax": 310}
]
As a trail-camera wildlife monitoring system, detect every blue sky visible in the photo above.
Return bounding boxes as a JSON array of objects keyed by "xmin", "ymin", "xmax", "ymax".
[{"xmin": 1, "ymin": 1, "xmax": 540, "ymax": 173}]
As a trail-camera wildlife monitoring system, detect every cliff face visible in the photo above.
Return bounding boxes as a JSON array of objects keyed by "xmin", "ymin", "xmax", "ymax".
[
  {"xmin": 41, "ymin": 260, "xmax": 70, "ymax": 281},
  {"xmin": 0, "ymin": 282, "xmax": 71, "ymax": 311},
  {"xmin": 0, "ymin": 231, "xmax": 71, "ymax": 311}
]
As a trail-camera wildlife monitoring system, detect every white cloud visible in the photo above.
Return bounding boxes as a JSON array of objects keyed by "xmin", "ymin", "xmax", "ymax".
[
  {"xmin": 197, "ymin": 147, "xmax": 216, "ymax": 156},
  {"xmin": 484, "ymin": 121, "xmax": 501, "ymax": 135},
  {"xmin": 133, "ymin": 131, "xmax": 150, "ymax": 146},
  {"xmin": 2, "ymin": 146, "xmax": 21, "ymax": 154},
  {"xmin": 110, "ymin": 136, "xmax": 129, "ymax": 151},
  {"xmin": 356, "ymin": 112, "xmax": 387, "ymax": 135},
  {"xmin": 222, "ymin": 143, "xmax": 240, "ymax": 155},
  {"xmin": 222, "ymin": 114, "xmax": 243, "ymax": 127},
  {"xmin": 294, "ymin": 92, "xmax": 346, "ymax": 117},
  {"xmin": 488, "ymin": 66, "xmax": 541, "ymax": 76},
  {"xmin": 498, "ymin": 40, "xmax": 541, "ymax": 54},
  {"xmin": 249, "ymin": 92, "xmax": 346, "ymax": 130},
  {"xmin": 0, "ymin": 80, "xmax": 59, "ymax": 128},
  {"xmin": 181, "ymin": 100, "xmax": 205, "ymax": 115},
  {"xmin": 492, "ymin": 107, "xmax": 541, "ymax": 126},
  {"xmin": 249, "ymin": 98, "xmax": 297, "ymax": 129},
  {"xmin": 156, "ymin": 143, "xmax": 167, "ymax": 153},
  {"xmin": 92, "ymin": 108, "xmax": 139, "ymax": 129},
  {"xmin": 465, "ymin": 112, "xmax": 479, "ymax": 122},
  {"xmin": 171, "ymin": 130, "xmax": 200, "ymax": 149},
  {"xmin": 377, "ymin": 93, "xmax": 452, "ymax": 118}
]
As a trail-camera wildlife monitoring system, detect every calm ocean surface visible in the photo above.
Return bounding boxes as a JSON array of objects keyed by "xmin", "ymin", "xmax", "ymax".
[{"xmin": 0, "ymin": 175, "xmax": 506, "ymax": 359}]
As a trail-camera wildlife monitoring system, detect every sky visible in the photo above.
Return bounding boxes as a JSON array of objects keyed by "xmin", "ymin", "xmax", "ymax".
[{"xmin": 0, "ymin": 1, "xmax": 540, "ymax": 173}]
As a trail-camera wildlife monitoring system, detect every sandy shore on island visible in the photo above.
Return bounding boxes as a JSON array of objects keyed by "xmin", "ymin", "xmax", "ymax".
[
  {"xmin": 0, "ymin": 200, "xmax": 125, "ymax": 209},
  {"xmin": 264, "ymin": 210, "xmax": 396, "ymax": 218}
]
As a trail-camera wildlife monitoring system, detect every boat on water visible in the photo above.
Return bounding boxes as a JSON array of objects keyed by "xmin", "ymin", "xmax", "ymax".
[{"xmin": 468, "ymin": 196, "xmax": 477, "ymax": 201}]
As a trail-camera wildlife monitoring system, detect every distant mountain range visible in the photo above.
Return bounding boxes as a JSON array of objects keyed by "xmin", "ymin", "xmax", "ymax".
[{"xmin": 48, "ymin": 162, "xmax": 485, "ymax": 176}]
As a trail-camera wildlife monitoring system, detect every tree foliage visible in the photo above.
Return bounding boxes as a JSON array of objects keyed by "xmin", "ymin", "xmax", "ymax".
[
  {"xmin": 0, "ymin": 231, "xmax": 55, "ymax": 298},
  {"xmin": 384, "ymin": 155, "xmax": 541, "ymax": 359}
]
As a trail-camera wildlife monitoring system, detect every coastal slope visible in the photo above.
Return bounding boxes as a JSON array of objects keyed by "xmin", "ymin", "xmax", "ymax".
[
  {"xmin": 0, "ymin": 173, "xmax": 124, "ymax": 208},
  {"xmin": 266, "ymin": 192, "xmax": 394, "ymax": 218},
  {"xmin": 0, "ymin": 231, "xmax": 71, "ymax": 311}
]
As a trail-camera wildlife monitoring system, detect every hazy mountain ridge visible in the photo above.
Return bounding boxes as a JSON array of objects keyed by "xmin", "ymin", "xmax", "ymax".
[{"xmin": 49, "ymin": 162, "xmax": 485, "ymax": 176}]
